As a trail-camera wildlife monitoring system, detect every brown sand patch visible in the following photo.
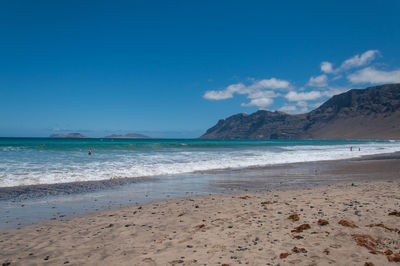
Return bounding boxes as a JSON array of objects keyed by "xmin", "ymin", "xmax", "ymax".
[
  {"xmin": 367, "ymin": 223, "xmax": 399, "ymax": 232},
  {"xmin": 352, "ymin": 234, "xmax": 382, "ymax": 254}
]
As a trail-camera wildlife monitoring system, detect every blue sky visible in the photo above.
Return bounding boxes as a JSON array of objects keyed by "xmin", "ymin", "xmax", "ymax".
[{"xmin": 0, "ymin": 0, "xmax": 399, "ymax": 137}]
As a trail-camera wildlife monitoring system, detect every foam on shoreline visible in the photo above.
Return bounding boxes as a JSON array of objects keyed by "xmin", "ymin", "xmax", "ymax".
[{"xmin": 2, "ymin": 139, "xmax": 400, "ymax": 187}]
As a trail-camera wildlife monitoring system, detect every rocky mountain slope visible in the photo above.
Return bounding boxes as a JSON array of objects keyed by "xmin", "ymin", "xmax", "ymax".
[{"xmin": 200, "ymin": 83, "xmax": 400, "ymax": 139}]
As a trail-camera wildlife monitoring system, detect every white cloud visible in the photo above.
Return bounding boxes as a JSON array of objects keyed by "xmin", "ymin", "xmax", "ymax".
[
  {"xmin": 331, "ymin": 75, "xmax": 342, "ymax": 81},
  {"xmin": 319, "ymin": 50, "xmax": 379, "ymax": 75},
  {"xmin": 241, "ymin": 90, "xmax": 278, "ymax": 109},
  {"xmin": 285, "ymin": 91, "xmax": 322, "ymax": 101},
  {"xmin": 321, "ymin": 62, "xmax": 333, "ymax": 73},
  {"xmin": 279, "ymin": 104, "xmax": 308, "ymax": 114},
  {"xmin": 203, "ymin": 78, "xmax": 290, "ymax": 108},
  {"xmin": 296, "ymin": 101, "xmax": 308, "ymax": 107},
  {"xmin": 348, "ymin": 67, "xmax": 400, "ymax": 84},
  {"xmin": 339, "ymin": 50, "xmax": 379, "ymax": 71},
  {"xmin": 241, "ymin": 97, "xmax": 274, "ymax": 108},
  {"xmin": 247, "ymin": 78, "xmax": 291, "ymax": 90},
  {"xmin": 247, "ymin": 90, "xmax": 278, "ymax": 99},
  {"xmin": 203, "ymin": 83, "xmax": 246, "ymax": 100},
  {"xmin": 203, "ymin": 49, "xmax": 396, "ymax": 112},
  {"xmin": 307, "ymin": 74, "xmax": 328, "ymax": 87},
  {"xmin": 242, "ymin": 90, "xmax": 279, "ymax": 109},
  {"xmin": 279, "ymin": 105, "xmax": 297, "ymax": 112}
]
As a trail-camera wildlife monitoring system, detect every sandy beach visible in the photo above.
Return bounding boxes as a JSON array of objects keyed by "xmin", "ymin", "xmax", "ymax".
[{"xmin": 1, "ymin": 179, "xmax": 400, "ymax": 265}]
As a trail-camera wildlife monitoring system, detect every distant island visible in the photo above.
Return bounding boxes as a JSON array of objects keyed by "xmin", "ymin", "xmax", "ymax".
[
  {"xmin": 104, "ymin": 133, "xmax": 150, "ymax": 139},
  {"xmin": 50, "ymin": 133, "xmax": 88, "ymax": 138},
  {"xmin": 50, "ymin": 133, "xmax": 150, "ymax": 139},
  {"xmin": 201, "ymin": 83, "xmax": 400, "ymax": 140}
]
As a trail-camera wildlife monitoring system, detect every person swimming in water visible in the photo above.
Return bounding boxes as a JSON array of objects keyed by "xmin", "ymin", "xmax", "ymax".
[{"xmin": 88, "ymin": 148, "xmax": 92, "ymax": 155}]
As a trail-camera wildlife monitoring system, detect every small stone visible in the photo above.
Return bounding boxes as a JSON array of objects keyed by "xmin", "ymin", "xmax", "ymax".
[
  {"xmin": 291, "ymin": 234, "xmax": 304, "ymax": 239},
  {"xmin": 384, "ymin": 249, "xmax": 393, "ymax": 255},
  {"xmin": 292, "ymin": 247, "xmax": 307, "ymax": 253},
  {"xmin": 388, "ymin": 211, "xmax": 400, "ymax": 217},
  {"xmin": 338, "ymin": 220, "xmax": 358, "ymax": 228},
  {"xmin": 280, "ymin": 253, "xmax": 290, "ymax": 259},
  {"xmin": 261, "ymin": 201, "xmax": 272, "ymax": 205},
  {"xmin": 288, "ymin": 214, "xmax": 299, "ymax": 222},
  {"xmin": 291, "ymin": 224, "xmax": 311, "ymax": 233},
  {"xmin": 387, "ymin": 253, "xmax": 400, "ymax": 262},
  {"xmin": 318, "ymin": 219, "xmax": 329, "ymax": 226},
  {"xmin": 195, "ymin": 224, "xmax": 205, "ymax": 229}
]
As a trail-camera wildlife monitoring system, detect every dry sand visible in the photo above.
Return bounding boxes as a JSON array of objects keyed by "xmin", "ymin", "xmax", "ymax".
[{"xmin": 1, "ymin": 181, "xmax": 400, "ymax": 265}]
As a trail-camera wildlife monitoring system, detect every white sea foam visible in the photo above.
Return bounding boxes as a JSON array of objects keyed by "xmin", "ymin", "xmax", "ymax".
[{"xmin": 1, "ymin": 141, "xmax": 399, "ymax": 187}]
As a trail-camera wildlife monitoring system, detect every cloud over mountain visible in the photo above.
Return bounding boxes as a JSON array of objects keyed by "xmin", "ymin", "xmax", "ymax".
[
  {"xmin": 348, "ymin": 67, "xmax": 400, "ymax": 84},
  {"xmin": 203, "ymin": 49, "xmax": 398, "ymax": 113}
]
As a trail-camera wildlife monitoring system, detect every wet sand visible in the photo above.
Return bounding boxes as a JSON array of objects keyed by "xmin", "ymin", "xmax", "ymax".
[
  {"xmin": 1, "ymin": 154, "xmax": 400, "ymax": 265},
  {"xmin": 1, "ymin": 181, "xmax": 400, "ymax": 265},
  {"xmin": 1, "ymin": 153, "xmax": 400, "ymax": 229}
]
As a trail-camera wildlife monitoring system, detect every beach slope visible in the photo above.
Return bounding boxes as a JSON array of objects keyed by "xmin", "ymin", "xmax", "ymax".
[{"xmin": 1, "ymin": 181, "xmax": 400, "ymax": 265}]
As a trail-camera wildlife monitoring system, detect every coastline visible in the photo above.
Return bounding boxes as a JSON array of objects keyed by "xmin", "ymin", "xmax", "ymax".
[
  {"xmin": 1, "ymin": 153, "xmax": 400, "ymax": 264},
  {"xmin": 2, "ymin": 151, "xmax": 400, "ymax": 197},
  {"xmin": 1, "ymin": 180, "xmax": 400, "ymax": 265},
  {"xmin": 1, "ymin": 152, "xmax": 400, "ymax": 230}
]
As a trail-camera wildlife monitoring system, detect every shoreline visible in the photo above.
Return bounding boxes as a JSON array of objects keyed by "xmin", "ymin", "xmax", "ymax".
[
  {"xmin": 1, "ymin": 180, "xmax": 399, "ymax": 265},
  {"xmin": 2, "ymin": 150, "xmax": 400, "ymax": 197},
  {"xmin": 1, "ymin": 152, "xmax": 400, "ymax": 230}
]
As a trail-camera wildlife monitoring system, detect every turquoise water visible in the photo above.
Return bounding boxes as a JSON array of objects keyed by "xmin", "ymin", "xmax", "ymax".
[{"xmin": 1, "ymin": 138, "xmax": 399, "ymax": 187}]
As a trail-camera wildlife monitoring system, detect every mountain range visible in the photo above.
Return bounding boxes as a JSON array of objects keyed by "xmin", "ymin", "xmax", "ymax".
[{"xmin": 201, "ymin": 83, "xmax": 400, "ymax": 140}]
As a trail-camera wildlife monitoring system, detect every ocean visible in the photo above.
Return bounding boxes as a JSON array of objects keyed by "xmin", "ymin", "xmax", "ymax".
[{"xmin": 1, "ymin": 138, "xmax": 400, "ymax": 188}]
